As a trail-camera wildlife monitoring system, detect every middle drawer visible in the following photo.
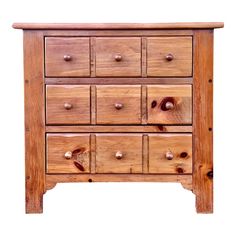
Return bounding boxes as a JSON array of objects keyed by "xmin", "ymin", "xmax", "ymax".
[{"xmin": 46, "ymin": 85, "xmax": 192, "ymax": 125}]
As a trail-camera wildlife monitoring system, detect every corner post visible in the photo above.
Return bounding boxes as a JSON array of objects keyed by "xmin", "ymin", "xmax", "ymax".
[
  {"xmin": 193, "ymin": 30, "xmax": 214, "ymax": 213},
  {"xmin": 24, "ymin": 31, "xmax": 45, "ymax": 213}
]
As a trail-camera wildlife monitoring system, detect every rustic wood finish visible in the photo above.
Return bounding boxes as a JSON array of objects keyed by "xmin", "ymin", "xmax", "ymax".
[
  {"xmin": 47, "ymin": 134, "xmax": 90, "ymax": 173},
  {"xmin": 45, "ymin": 77, "xmax": 193, "ymax": 85},
  {"xmin": 13, "ymin": 22, "xmax": 224, "ymax": 29},
  {"xmin": 193, "ymin": 30, "xmax": 214, "ymax": 213},
  {"xmin": 24, "ymin": 31, "xmax": 45, "ymax": 213},
  {"xmin": 147, "ymin": 85, "xmax": 192, "ymax": 124},
  {"xmin": 45, "ymin": 37, "xmax": 90, "ymax": 77},
  {"xmin": 96, "ymin": 85, "xmax": 141, "ymax": 124},
  {"xmin": 149, "ymin": 134, "xmax": 192, "ymax": 174},
  {"xmin": 46, "ymin": 174, "xmax": 193, "ymax": 190},
  {"xmin": 45, "ymin": 125, "xmax": 192, "ymax": 133},
  {"xmin": 46, "ymin": 85, "xmax": 90, "ymax": 124},
  {"xmin": 96, "ymin": 134, "xmax": 143, "ymax": 173},
  {"xmin": 14, "ymin": 23, "xmax": 223, "ymax": 213},
  {"xmin": 147, "ymin": 37, "xmax": 192, "ymax": 76},
  {"xmin": 95, "ymin": 37, "xmax": 141, "ymax": 77}
]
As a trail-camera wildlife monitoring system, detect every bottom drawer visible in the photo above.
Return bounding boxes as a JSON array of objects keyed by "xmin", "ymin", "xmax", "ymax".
[
  {"xmin": 149, "ymin": 134, "xmax": 192, "ymax": 174},
  {"xmin": 96, "ymin": 134, "xmax": 143, "ymax": 173},
  {"xmin": 47, "ymin": 134, "xmax": 90, "ymax": 173},
  {"xmin": 46, "ymin": 133, "xmax": 192, "ymax": 174}
]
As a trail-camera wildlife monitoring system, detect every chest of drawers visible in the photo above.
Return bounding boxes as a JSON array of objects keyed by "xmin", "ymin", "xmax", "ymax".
[{"xmin": 13, "ymin": 22, "xmax": 223, "ymax": 213}]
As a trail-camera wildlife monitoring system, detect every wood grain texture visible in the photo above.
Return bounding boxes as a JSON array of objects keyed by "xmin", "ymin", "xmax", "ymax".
[
  {"xmin": 96, "ymin": 85, "xmax": 141, "ymax": 124},
  {"xmin": 149, "ymin": 134, "xmax": 192, "ymax": 174},
  {"xmin": 147, "ymin": 85, "xmax": 192, "ymax": 124},
  {"xmin": 46, "ymin": 174, "xmax": 192, "ymax": 190},
  {"xmin": 46, "ymin": 85, "xmax": 90, "ymax": 124},
  {"xmin": 47, "ymin": 134, "xmax": 90, "ymax": 173},
  {"xmin": 147, "ymin": 37, "xmax": 192, "ymax": 76},
  {"xmin": 193, "ymin": 30, "xmax": 214, "ymax": 213},
  {"xmin": 46, "ymin": 125, "xmax": 192, "ymax": 133},
  {"xmin": 45, "ymin": 37, "xmax": 90, "ymax": 77},
  {"xmin": 45, "ymin": 77, "xmax": 193, "ymax": 85},
  {"xmin": 42, "ymin": 29, "xmax": 194, "ymax": 37},
  {"xmin": 13, "ymin": 22, "xmax": 224, "ymax": 30},
  {"xmin": 95, "ymin": 37, "xmax": 141, "ymax": 77},
  {"xmin": 24, "ymin": 31, "xmax": 45, "ymax": 213},
  {"xmin": 95, "ymin": 134, "xmax": 143, "ymax": 173}
]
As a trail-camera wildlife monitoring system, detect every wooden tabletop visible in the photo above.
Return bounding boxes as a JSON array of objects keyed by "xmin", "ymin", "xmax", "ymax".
[{"xmin": 12, "ymin": 22, "xmax": 224, "ymax": 30}]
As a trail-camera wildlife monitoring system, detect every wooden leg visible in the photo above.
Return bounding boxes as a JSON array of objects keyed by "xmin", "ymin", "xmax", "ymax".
[
  {"xmin": 193, "ymin": 30, "xmax": 214, "ymax": 213},
  {"xmin": 26, "ymin": 187, "xmax": 44, "ymax": 213}
]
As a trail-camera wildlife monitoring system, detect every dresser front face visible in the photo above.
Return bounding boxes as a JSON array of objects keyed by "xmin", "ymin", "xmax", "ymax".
[{"xmin": 16, "ymin": 23, "xmax": 223, "ymax": 213}]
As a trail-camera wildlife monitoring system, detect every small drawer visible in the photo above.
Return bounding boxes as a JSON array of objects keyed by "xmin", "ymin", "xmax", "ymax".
[
  {"xmin": 96, "ymin": 134, "xmax": 142, "ymax": 173},
  {"xmin": 96, "ymin": 85, "xmax": 141, "ymax": 124},
  {"xmin": 149, "ymin": 134, "xmax": 192, "ymax": 174},
  {"xmin": 147, "ymin": 85, "xmax": 192, "ymax": 124},
  {"xmin": 45, "ymin": 37, "xmax": 90, "ymax": 77},
  {"xmin": 46, "ymin": 85, "xmax": 90, "ymax": 124},
  {"xmin": 95, "ymin": 37, "xmax": 141, "ymax": 77},
  {"xmin": 147, "ymin": 37, "xmax": 192, "ymax": 76},
  {"xmin": 47, "ymin": 134, "xmax": 90, "ymax": 173}
]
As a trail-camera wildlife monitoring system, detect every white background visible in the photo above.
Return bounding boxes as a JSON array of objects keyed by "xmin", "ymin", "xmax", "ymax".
[{"xmin": 0, "ymin": 0, "xmax": 234, "ymax": 235}]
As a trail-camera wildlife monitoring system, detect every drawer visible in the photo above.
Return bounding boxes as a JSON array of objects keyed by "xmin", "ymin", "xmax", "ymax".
[
  {"xmin": 45, "ymin": 37, "xmax": 90, "ymax": 77},
  {"xmin": 95, "ymin": 37, "xmax": 141, "ymax": 77},
  {"xmin": 147, "ymin": 37, "xmax": 192, "ymax": 76},
  {"xmin": 96, "ymin": 134, "xmax": 142, "ymax": 173},
  {"xmin": 147, "ymin": 85, "xmax": 192, "ymax": 124},
  {"xmin": 46, "ymin": 85, "xmax": 90, "ymax": 124},
  {"xmin": 96, "ymin": 85, "xmax": 141, "ymax": 124},
  {"xmin": 47, "ymin": 134, "xmax": 90, "ymax": 173},
  {"xmin": 149, "ymin": 134, "xmax": 192, "ymax": 174}
]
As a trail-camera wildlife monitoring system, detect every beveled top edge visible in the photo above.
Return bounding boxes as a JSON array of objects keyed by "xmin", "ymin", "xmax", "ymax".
[{"xmin": 12, "ymin": 22, "xmax": 224, "ymax": 30}]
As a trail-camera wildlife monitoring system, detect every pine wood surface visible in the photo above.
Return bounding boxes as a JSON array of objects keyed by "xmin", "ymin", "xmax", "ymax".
[{"xmin": 14, "ymin": 23, "xmax": 223, "ymax": 213}]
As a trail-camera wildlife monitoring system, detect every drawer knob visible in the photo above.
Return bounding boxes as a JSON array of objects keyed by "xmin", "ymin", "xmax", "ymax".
[
  {"xmin": 165, "ymin": 101, "xmax": 174, "ymax": 110},
  {"xmin": 64, "ymin": 151, "xmax": 73, "ymax": 159},
  {"xmin": 64, "ymin": 103, "xmax": 73, "ymax": 110},
  {"xmin": 165, "ymin": 53, "xmax": 174, "ymax": 61},
  {"xmin": 115, "ymin": 151, "xmax": 123, "ymax": 160},
  {"xmin": 166, "ymin": 151, "xmax": 174, "ymax": 160},
  {"xmin": 64, "ymin": 55, "xmax": 72, "ymax": 61},
  {"xmin": 114, "ymin": 54, "xmax": 122, "ymax": 62},
  {"xmin": 114, "ymin": 103, "xmax": 123, "ymax": 110}
]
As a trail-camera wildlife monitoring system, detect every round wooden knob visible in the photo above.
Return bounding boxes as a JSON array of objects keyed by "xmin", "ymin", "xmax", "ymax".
[
  {"xmin": 165, "ymin": 101, "xmax": 174, "ymax": 110},
  {"xmin": 64, "ymin": 103, "xmax": 73, "ymax": 110},
  {"xmin": 64, "ymin": 55, "xmax": 72, "ymax": 61},
  {"xmin": 115, "ymin": 151, "xmax": 123, "ymax": 160},
  {"xmin": 165, "ymin": 53, "xmax": 174, "ymax": 61},
  {"xmin": 166, "ymin": 151, "xmax": 174, "ymax": 160},
  {"xmin": 114, "ymin": 54, "xmax": 122, "ymax": 62},
  {"xmin": 114, "ymin": 103, "xmax": 123, "ymax": 110},
  {"xmin": 64, "ymin": 151, "xmax": 72, "ymax": 159}
]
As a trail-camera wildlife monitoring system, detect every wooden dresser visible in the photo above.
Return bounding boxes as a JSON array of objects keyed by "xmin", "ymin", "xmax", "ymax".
[{"xmin": 13, "ymin": 22, "xmax": 223, "ymax": 213}]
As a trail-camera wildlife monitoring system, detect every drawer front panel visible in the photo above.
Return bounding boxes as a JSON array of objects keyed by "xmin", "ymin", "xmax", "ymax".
[
  {"xmin": 47, "ymin": 134, "xmax": 90, "ymax": 173},
  {"xmin": 96, "ymin": 134, "xmax": 143, "ymax": 173},
  {"xmin": 147, "ymin": 85, "xmax": 192, "ymax": 124},
  {"xmin": 96, "ymin": 85, "xmax": 141, "ymax": 124},
  {"xmin": 45, "ymin": 37, "xmax": 90, "ymax": 77},
  {"xmin": 149, "ymin": 134, "xmax": 192, "ymax": 174},
  {"xmin": 147, "ymin": 37, "xmax": 192, "ymax": 76},
  {"xmin": 95, "ymin": 37, "xmax": 141, "ymax": 77},
  {"xmin": 46, "ymin": 85, "xmax": 90, "ymax": 124}
]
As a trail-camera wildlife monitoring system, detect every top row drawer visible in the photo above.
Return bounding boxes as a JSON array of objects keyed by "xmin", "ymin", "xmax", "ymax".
[{"xmin": 45, "ymin": 37, "xmax": 192, "ymax": 77}]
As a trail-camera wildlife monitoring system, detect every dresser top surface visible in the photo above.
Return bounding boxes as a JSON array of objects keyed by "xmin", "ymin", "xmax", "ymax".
[{"xmin": 12, "ymin": 22, "xmax": 224, "ymax": 30}]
